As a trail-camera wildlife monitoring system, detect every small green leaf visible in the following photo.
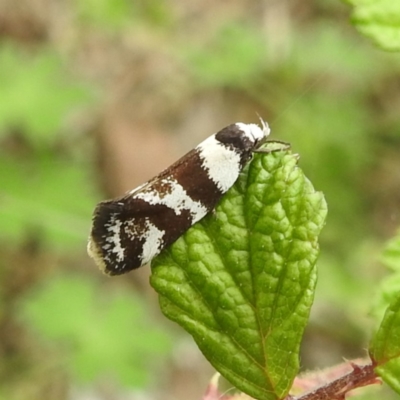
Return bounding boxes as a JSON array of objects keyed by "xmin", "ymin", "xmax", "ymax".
[
  {"xmin": 151, "ymin": 149, "xmax": 327, "ymax": 400},
  {"xmin": 346, "ymin": 0, "xmax": 400, "ymax": 52},
  {"xmin": 370, "ymin": 293, "xmax": 400, "ymax": 394}
]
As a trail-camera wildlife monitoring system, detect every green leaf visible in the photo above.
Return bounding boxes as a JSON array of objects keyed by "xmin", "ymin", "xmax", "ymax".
[
  {"xmin": 370, "ymin": 293, "xmax": 400, "ymax": 394},
  {"xmin": 150, "ymin": 148, "xmax": 327, "ymax": 400},
  {"xmin": 346, "ymin": 0, "xmax": 400, "ymax": 52}
]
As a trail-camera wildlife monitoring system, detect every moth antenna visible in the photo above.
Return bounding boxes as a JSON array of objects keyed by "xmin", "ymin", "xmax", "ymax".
[{"xmin": 256, "ymin": 112, "xmax": 270, "ymax": 136}]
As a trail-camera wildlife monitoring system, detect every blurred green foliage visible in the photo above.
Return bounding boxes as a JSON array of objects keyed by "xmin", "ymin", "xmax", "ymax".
[
  {"xmin": 183, "ymin": 23, "xmax": 266, "ymax": 88},
  {"xmin": 21, "ymin": 274, "xmax": 172, "ymax": 386},
  {"xmin": 75, "ymin": 0, "xmax": 173, "ymax": 30},
  {"xmin": 0, "ymin": 46, "xmax": 92, "ymax": 146},
  {"xmin": 0, "ymin": 151, "xmax": 96, "ymax": 250},
  {"xmin": 347, "ymin": 0, "xmax": 400, "ymax": 51},
  {"xmin": 76, "ymin": 0, "xmax": 136, "ymax": 29},
  {"xmin": 0, "ymin": 45, "xmax": 96, "ymax": 250},
  {"xmin": 373, "ymin": 230, "xmax": 400, "ymax": 320}
]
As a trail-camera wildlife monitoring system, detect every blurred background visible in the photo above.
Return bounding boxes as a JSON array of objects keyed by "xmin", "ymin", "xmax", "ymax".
[{"xmin": 0, "ymin": 0, "xmax": 400, "ymax": 399}]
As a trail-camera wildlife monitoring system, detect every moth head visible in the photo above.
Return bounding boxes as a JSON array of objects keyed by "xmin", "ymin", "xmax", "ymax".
[
  {"xmin": 215, "ymin": 120, "xmax": 270, "ymax": 153},
  {"xmin": 237, "ymin": 118, "xmax": 270, "ymax": 148}
]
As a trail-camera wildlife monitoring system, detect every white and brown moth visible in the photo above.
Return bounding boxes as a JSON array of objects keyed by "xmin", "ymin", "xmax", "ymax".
[{"xmin": 88, "ymin": 121, "xmax": 282, "ymax": 275}]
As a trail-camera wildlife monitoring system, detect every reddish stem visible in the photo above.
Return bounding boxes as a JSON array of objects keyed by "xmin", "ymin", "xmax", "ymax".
[{"xmin": 295, "ymin": 361, "xmax": 380, "ymax": 400}]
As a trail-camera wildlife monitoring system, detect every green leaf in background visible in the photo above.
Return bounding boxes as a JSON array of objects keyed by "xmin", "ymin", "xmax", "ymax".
[
  {"xmin": 75, "ymin": 0, "xmax": 172, "ymax": 30},
  {"xmin": 0, "ymin": 151, "xmax": 97, "ymax": 251},
  {"xmin": 370, "ymin": 293, "xmax": 400, "ymax": 394},
  {"xmin": 182, "ymin": 23, "xmax": 265, "ymax": 88},
  {"xmin": 346, "ymin": 0, "xmax": 400, "ymax": 52},
  {"xmin": 150, "ymin": 148, "xmax": 327, "ymax": 400},
  {"xmin": 75, "ymin": 0, "xmax": 135, "ymax": 29},
  {"xmin": 22, "ymin": 274, "xmax": 172, "ymax": 387},
  {"xmin": 0, "ymin": 45, "xmax": 93, "ymax": 147},
  {"xmin": 372, "ymin": 230, "xmax": 400, "ymax": 326},
  {"xmin": 382, "ymin": 231, "xmax": 400, "ymax": 272}
]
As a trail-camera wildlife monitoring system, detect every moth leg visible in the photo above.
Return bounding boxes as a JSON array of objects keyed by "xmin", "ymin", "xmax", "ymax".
[{"xmin": 253, "ymin": 140, "xmax": 291, "ymax": 154}]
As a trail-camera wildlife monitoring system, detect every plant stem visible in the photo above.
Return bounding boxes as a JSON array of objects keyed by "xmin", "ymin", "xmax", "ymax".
[{"xmin": 296, "ymin": 361, "xmax": 380, "ymax": 400}]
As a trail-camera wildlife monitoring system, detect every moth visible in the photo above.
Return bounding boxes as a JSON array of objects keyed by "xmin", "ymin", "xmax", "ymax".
[{"xmin": 88, "ymin": 120, "xmax": 285, "ymax": 275}]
